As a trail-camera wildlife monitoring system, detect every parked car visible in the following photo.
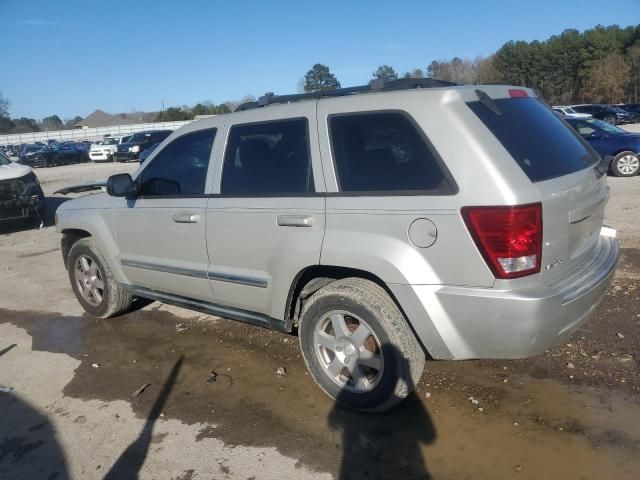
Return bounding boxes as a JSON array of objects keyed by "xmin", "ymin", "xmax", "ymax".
[
  {"xmin": 138, "ymin": 142, "xmax": 160, "ymax": 164},
  {"xmin": 55, "ymin": 80, "xmax": 618, "ymax": 412},
  {"xmin": 613, "ymin": 104, "xmax": 640, "ymax": 123},
  {"xmin": 58, "ymin": 143, "xmax": 88, "ymax": 163},
  {"xmin": 619, "ymin": 103, "xmax": 640, "ymax": 115},
  {"xmin": 564, "ymin": 117, "xmax": 640, "ymax": 177},
  {"xmin": 115, "ymin": 130, "xmax": 172, "ymax": 162},
  {"xmin": 571, "ymin": 104, "xmax": 633, "ymax": 124},
  {"xmin": 89, "ymin": 136, "xmax": 121, "ymax": 162},
  {"xmin": 0, "ymin": 149, "xmax": 45, "ymax": 222},
  {"xmin": 18, "ymin": 145, "xmax": 60, "ymax": 167},
  {"xmin": 552, "ymin": 106, "xmax": 592, "ymax": 118}
]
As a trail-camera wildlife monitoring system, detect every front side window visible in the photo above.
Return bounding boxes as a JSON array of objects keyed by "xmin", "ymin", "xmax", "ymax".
[
  {"xmin": 329, "ymin": 112, "xmax": 455, "ymax": 193},
  {"xmin": 221, "ymin": 118, "xmax": 313, "ymax": 194},
  {"xmin": 139, "ymin": 129, "xmax": 215, "ymax": 196}
]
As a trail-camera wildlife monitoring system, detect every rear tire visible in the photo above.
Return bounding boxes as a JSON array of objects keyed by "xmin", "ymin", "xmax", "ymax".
[
  {"xmin": 298, "ymin": 278, "xmax": 424, "ymax": 412},
  {"xmin": 67, "ymin": 238, "xmax": 133, "ymax": 318},
  {"xmin": 611, "ymin": 151, "xmax": 640, "ymax": 177}
]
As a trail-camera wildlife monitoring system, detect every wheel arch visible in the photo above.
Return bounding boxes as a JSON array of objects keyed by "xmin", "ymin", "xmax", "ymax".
[
  {"xmin": 284, "ymin": 265, "xmax": 435, "ymax": 359},
  {"xmin": 61, "ymin": 228, "xmax": 92, "ymax": 268}
]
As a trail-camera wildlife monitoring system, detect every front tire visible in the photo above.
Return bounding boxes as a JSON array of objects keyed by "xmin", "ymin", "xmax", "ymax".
[
  {"xmin": 67, "ymin": 238, "xmax": 133, "ymax": 318},
  {"xmin": 604, "ymin": 115, "xmax": 616, "ymax": 125},
  {"xmin": 298, "ymin": 278, "xmax": 425, "ymax": 412},
  {"xmin": 611, "ymin": 151, "xmax": 640, "ymax": 177}
]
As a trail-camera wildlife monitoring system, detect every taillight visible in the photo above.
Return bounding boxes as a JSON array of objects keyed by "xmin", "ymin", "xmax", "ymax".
[{"xmin": 462, "ymin": 203, "xmax": 542, "ymax": 279}]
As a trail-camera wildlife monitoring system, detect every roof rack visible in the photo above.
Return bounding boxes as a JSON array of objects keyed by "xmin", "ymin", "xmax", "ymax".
[{"xmin": 234, "ymin": 78, "xmax": 458, "ymax": 112}]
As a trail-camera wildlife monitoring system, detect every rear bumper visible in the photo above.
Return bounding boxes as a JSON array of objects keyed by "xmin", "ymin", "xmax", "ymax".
[{"xmin": 391, "ymin": 235, "xmax": 619, "ymax": 360}]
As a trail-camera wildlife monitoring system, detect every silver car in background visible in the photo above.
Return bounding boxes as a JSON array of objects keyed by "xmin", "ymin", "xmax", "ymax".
[{"xmin": 55, "ymin": 79, "xmax": 618, "ymax": 411}]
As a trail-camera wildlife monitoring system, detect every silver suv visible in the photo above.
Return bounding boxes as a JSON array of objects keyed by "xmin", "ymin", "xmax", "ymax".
[{"xmin": 55, "ymin": 80, "xmax": 619, "ymax": 412}]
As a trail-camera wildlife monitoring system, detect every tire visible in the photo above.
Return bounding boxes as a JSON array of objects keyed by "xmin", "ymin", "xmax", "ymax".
[
  {"xmin": 67, "ymin": 238, "xmax": 133, "ymax": 318},
  {"xmin": 611, "ymin": 151, "xmax": 640, "ymax": 177},
  {"xmin": 298, "ymin": 278, "xmax": 425, "ymax": 412},
  {"xmin": 604, "ymin": 115, "xmax": 616, "ymax": 125}
]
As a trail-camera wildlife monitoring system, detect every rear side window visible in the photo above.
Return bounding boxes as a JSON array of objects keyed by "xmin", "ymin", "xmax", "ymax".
[
  {"xmin": 468, "ymin": 97, "xmax": 598, "ymax": 182},
  {"xmin": 221, "ymin": 118, "xmax": 313, "ymax": 195},
  {"xmin": 329, "ymin": 112, "xmax": 455, "ymax": 193}
]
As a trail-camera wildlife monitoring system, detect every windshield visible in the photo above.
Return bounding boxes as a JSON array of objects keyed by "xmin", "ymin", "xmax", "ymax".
[
  {"xmin": 0, "ymin": 151, "xmax": 11, "ymax": 166},
  {"xmin": 569, "ymin": 118, "xmax": 626, "ymax": 136},
  {"xmin": 564, "ymin": 107, "xmax": 578, "ymax": 114},
  {"xmin": 103, "ymin": 138, "xmax": 118, "ymax": 145},
  {"xmin": 25, "ymin": 146, "xmax": 43, "ymax": 154}
]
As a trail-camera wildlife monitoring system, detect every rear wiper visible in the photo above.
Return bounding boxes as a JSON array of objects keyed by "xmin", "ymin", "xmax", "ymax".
[{"xmin": 474, "ymin": 89, "xmax": 502, "ymax": 115}]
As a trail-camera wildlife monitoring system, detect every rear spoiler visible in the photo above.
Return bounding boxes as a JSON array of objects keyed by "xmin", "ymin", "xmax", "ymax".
[{"xmin": 54, "ymin": 179, "xmax": 107, "ymax": 195}]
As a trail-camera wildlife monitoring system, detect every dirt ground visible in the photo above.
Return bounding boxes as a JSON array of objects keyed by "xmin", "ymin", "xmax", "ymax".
[{"xmin": 0, "ymin": 157, "xmax": 639, "ymax": 480}]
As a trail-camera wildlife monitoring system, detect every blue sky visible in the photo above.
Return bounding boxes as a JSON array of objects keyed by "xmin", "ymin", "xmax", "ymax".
[{"xmin": 0, "ymin": 0, "xmax": 638, "ymax": 120}]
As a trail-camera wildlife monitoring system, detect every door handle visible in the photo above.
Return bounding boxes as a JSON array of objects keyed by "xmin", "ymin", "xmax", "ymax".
[
  {"xmin": 277, "ymin": 215, "xmax": 313, "ymax": 227},
  {"xmin": 173, "ymin": 212, "xmax": 200, "ymax": 223}
]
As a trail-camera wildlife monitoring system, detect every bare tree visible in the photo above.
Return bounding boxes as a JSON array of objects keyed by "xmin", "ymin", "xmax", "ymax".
[
  {"xmin": 585, "ymin": 53, "xmax": 630, "ymax": 103},
  {"xmin": 0, "ymin": 91, "xmax": 9, "ymax": 118},
  {"xmin": 627, "ymin": 44, "xmax": 640, "ymax": 103}
]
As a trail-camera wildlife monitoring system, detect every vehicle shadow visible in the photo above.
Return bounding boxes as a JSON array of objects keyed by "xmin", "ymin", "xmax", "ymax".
[
  {"xmin": 0, "ymin": 196, "xmax": 69, "ymax": 235},
  {"xmin": 0, "ymin": 351, "xmax": 69, "ymax": 479},
  {"xmin": 328, "ymin": 345, "xmax": 436, "ymax": 480},
  {"xmin": 103, "ymin": 355, "xmax": 184, "ymax": 480}
]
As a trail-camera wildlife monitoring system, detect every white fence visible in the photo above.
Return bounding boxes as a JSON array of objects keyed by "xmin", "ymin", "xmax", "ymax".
[{"xmin": 0, "ymin": 120, "xmax": 194, "ymax": 146}]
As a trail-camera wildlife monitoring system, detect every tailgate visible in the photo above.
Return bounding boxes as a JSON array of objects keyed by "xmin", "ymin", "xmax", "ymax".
[{"xmin": 535, "ymin": 167, "xmax": 607, "ymax": 284}]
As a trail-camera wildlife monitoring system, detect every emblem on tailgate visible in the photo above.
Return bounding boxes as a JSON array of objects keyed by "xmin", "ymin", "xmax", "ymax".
[{"xmin": 544, "ymin": 258, "xmax": 564, "ymax": 271}]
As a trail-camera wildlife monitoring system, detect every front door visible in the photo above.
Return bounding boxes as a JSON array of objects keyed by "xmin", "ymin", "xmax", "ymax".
[
  {"xmin": 114, "ymin": 128, "xmax": 217, "ymax": 301},
  {"xmin": 206, "ymin": 105, "xmax": 325, "ymax": 321}
]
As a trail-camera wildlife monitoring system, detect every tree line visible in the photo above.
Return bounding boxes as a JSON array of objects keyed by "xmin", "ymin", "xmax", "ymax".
[
  {"xmin": 2, "ymin": 24, "xmax": 638, "ymax": 135},
  {"xmin": 304, "ymin": 25, "xmax": 640, "ymax": 105}
]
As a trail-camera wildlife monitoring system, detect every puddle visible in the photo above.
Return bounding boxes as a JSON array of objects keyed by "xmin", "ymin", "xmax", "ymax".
[{"xmin": 1, "ymin": 306, "xmax": 639, "ymax": 479}]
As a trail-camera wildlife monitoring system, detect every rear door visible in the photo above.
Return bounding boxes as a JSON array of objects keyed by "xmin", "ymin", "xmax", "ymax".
[
  {"xmin": 467, "ymin": 95, "xmax": 606, "ymax": 284},
  {"xmin": 205, "ymin": 104, "xmax": 325, "ymax": 320}
]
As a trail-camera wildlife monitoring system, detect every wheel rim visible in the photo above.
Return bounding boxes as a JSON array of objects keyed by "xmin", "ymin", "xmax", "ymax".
[
  {"xmin": 74, "ymin": 255, "xmax": 105, "ymax": 307},
  {"xmin": 605, "ymin": 116, "xmax": 615, "ymax": 124},
  {"xmin": 617, "ymin": 155, "xmax": 640, "ymax": 175},
  {"xmin": 313, "ymin": 310, "xmax": 384, "ymax": 393}
]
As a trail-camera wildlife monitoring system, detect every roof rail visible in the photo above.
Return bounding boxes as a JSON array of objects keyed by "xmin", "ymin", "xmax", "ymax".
[{"xmin": 234, "ymin": 78, "xmax": 458, "ymax": 112}]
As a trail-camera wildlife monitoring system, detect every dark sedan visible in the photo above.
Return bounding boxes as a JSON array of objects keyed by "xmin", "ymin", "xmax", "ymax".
[
  {"xmin": 565, "ymin": 117, "xmax": 640, "ymax": 177},
  {"xmin": 571, "ymin": 104, "xmax": 633, "ymax": 125}
]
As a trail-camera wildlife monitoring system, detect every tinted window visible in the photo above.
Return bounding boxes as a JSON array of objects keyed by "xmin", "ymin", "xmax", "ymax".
[
  {"xmin": 329, "ymin": 112, "xmax": 454, "ymax": 193},
  {"xmin": 221, "ymin": 119, "xmax": 313, "ymax": 194},
  {"xmin": 139, "ymin": 129, "xmax": 215, "ymax": 196},
  {"xmin": 467, "ymin": 98, "xmax": 598, "ymax": 182}
]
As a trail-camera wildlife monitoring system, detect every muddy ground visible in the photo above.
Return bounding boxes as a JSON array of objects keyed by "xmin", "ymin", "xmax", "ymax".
[{"xmin": 0, "ymin": 161, "xmax": 639, "ymax": 480}]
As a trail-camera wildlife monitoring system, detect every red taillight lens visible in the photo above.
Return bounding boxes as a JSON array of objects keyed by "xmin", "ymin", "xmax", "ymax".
[
  {"xmin": 508, "ymin": 88, "xmax": 528, "ymax": 98},
  {"xmin": 462, "ymin": 203, "xmax": 542, "ymax": 279}
]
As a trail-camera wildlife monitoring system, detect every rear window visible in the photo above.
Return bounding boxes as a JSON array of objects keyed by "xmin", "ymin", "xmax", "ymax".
[{"xmin": 467, "ymin": 97, "xmax": 598, "ymax": 182}]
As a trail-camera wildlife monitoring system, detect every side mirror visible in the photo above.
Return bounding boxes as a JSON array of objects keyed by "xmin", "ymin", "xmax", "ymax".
[{"xmin": 106, "ymin": 173, "xmax": 137, "ymax": 197}]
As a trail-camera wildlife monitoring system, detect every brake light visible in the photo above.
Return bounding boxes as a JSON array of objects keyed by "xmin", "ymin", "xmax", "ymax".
[
  {"xmin": 508, "ymin": 89, "xmax": 528, "ymax": 98},
  {"xmin": 462, "ymin": 203, "xmax": 542, "ymax": 279}
]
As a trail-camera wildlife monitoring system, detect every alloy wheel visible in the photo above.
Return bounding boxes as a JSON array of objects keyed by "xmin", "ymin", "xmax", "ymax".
[
  {"xmin": 313, "ymin": 310, "xmax": 384, "ymax": 393},
  {"xmin": 617, "ymin": 154, "xmax": 640, "ymax": 176},
  {"xmin": 74, "ymin": 255, "xmax": 105, "ymax": 307}
]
